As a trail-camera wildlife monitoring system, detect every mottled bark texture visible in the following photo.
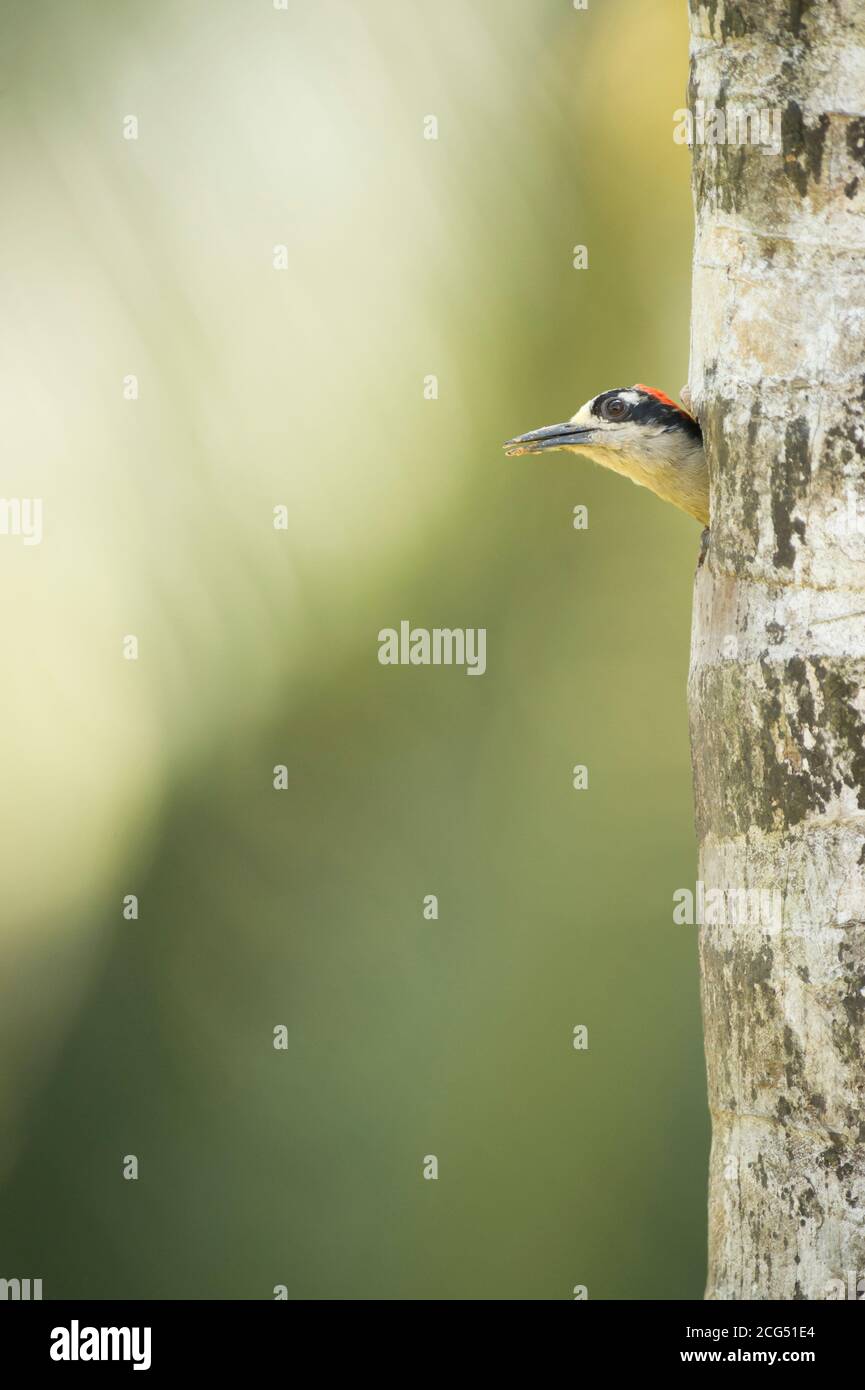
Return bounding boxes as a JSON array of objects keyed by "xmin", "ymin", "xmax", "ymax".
[{"xmin": 688, "ymin": 0, "xmax": 865, "ymax": 1299}]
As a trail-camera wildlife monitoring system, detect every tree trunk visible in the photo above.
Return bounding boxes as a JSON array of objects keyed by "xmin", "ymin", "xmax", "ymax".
[{"xmin": 687, "ymin": 0, "xmax": 865, "ymax": 1301}]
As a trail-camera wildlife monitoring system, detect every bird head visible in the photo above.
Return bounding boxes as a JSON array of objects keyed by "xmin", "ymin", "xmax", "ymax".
[{"xmin": 504, "ymin": 384, "xmax": 708, "ymax": 525}]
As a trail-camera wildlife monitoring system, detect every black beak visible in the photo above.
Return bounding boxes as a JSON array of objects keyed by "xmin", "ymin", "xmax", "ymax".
[{"xmin": 503, "ymin": 421, "xmax": 594, "ymax": 457}]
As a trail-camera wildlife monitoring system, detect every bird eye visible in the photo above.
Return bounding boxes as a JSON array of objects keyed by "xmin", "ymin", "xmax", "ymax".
[{"xmin": 601, "ymin": 397, "xmax": 630, "ymax": 422}]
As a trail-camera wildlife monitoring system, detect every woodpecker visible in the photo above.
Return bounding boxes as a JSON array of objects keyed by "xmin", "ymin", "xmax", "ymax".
[{"xmin": 503, "ymin": 384, "xmax": 708, "ymax": 526}]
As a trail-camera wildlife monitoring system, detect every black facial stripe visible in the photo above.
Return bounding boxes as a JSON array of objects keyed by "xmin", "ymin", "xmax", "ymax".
[
  {"xmin": 631, "ymin": 393, "xmax": 703, "ymax": 441},
  {"xmin": 591, "ymin": 388, "xmax": 703, "ymax": 442}
]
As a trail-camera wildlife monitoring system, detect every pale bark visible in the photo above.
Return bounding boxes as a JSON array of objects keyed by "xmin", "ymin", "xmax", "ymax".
[{"xmin": 687, "ymin": 0, "xmax": 865, "ymax": 1300}]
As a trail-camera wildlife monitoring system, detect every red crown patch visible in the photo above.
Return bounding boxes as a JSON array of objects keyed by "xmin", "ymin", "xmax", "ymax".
[{"xmin": 634, "ymin": 384, "xmax": 695, "ymax": 421}]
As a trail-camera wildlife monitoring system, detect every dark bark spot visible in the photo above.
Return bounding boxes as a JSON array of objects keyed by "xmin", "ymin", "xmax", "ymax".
[
  {"xmin": 749, "ymin": 941, "xmax": 774, "ymax": 986},
  {"xmin": 846, "ymin": 118, "xmax": 865, "ymax": 171},
  {"xmin": 823, "ymin": 421, "xmax": 857, "ymax": 469},
  {"xmin": 837, "ymin": 937, "xmax": 865, "ymax": 1066},
  {"xmin": 797, "ymin": 1183, "xmax": 823, "ymax": 1224},
  {"xmin": 819, "ymin": 1135, "xmax": 855, "ymax": 1181},
  {"xmin": 789, "ymin": 655, "xmax": 816, "ymax": 726},
  {"xmin": 782, "ymin": 102, "xmax": 829, "ymax": 196},
  {"xmin": 697, "ymin": 0, "xmax": 755, "ymax": 41},
  {"xmin": 818, "ymin": 667, "xmax": 865, "ymax": 801},
  {"xmin": 841, "ymin": 978, "xmax": 865, "ymax": 1032},
  {"xmin": 772, "ymin": 418, "xmax": 811, "ymax": 567},
  {"xmin": 694, "ymin": 655, "xmax": 865, "ymax": 838},
  {"xmin": 788, "ymin": 0, "xmax": 815, "ymax": 38},
  {"xmin": 783, "ymin": 1023, "xmax": 806, "ymax": 1093}
]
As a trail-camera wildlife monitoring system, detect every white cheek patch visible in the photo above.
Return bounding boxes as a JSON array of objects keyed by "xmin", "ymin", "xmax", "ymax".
[
  {"xmin": 568, "ymin": 400, "xmax": 596, "ymax": 426},
  {"xmin": 615, "ymin": 421, "xmax": 653, "ymax": 450}
]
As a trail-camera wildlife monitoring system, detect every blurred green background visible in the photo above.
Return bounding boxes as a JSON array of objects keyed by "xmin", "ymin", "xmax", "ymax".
[{"xmin": 0, "ymin": 0, "xmax": 708, "ymax": 1299}]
